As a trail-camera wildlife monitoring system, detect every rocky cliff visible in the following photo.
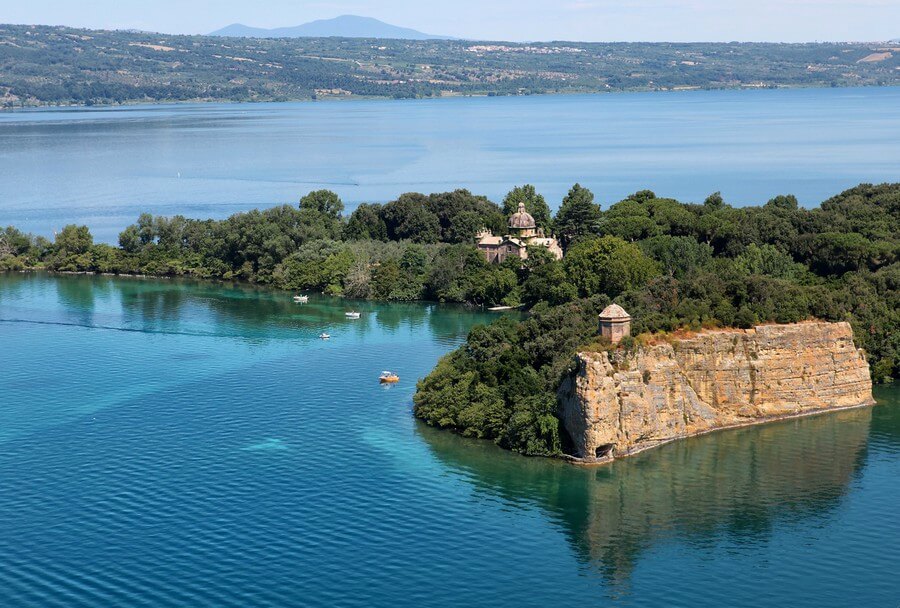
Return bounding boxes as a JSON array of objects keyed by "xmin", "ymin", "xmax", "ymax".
[{"xmin": 558, "ymin": 321, "xmax": 874, "ymax": 463}]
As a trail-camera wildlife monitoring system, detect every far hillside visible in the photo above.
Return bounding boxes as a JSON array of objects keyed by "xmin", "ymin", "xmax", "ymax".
[{"xmin": 2, "ymin": 24, "xmax": 900, "ymax": 107}]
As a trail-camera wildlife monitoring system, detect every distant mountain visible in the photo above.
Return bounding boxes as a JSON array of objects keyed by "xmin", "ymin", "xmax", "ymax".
[{"xmin": 210, "ymin": 15, "xmax": 452, "ymax": 40}]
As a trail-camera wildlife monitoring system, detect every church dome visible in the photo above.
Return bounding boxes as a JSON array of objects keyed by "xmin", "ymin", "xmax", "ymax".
[{"xmin": 508, "ymin": 202, "xmax": 536, "ymax": 229}]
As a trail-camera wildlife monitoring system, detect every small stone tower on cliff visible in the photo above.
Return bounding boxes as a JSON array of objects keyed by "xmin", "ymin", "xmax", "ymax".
[{"xmin": 599, "ymin": 304, "xmax": 631, "ymax": 344}]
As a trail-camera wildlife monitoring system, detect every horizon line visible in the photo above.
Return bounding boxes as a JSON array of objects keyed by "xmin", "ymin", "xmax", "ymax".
[{"xmin": 2, "ymin": 21, "xmax": 895, "ymax": 45}]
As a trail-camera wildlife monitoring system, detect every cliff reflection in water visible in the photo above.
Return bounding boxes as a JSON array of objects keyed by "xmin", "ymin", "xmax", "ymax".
[{"xmin": 418, "ymin": 405, "xmax": 875, "ymax": 583}]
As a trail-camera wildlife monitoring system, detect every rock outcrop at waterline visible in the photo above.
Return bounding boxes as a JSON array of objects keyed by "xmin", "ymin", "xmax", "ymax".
[{"xmin": 558, "ymin": 321, "xmax": 875, "ymax": 463}]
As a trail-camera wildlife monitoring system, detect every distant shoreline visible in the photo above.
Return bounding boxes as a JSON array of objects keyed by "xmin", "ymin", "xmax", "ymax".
[{"xmin": 5, "ymin": 82, "xmax": 900, "ymax": 113}]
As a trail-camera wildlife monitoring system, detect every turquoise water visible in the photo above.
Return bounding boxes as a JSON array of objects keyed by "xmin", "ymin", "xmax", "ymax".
[
  {"xmin": 0, "ymin": 273, "xmax": 898, "ymax": 607},
  {"xmin": 2, "ymin": 87, "xmax": 900, "ymax": 242}
]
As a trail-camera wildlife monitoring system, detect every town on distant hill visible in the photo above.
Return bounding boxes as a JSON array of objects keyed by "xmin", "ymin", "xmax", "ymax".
[{"xmin": 1, "ymin": 23, "xmax": 899, "ymax": 108}]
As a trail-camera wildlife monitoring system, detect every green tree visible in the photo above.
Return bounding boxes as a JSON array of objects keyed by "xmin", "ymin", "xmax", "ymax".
[
  {"xmin": 639, "ymin": 235, "xmax": 713, "ymax": 278},
  {"xmin": 704, "ymin": 191, "xmax": 725, "ymax": 209},
  {"xmin": 564, "ymin": 236, "xmax": 659, "ymax": 297},
  {"xmin": 155, "ymin": 215, "xmax": 188, "ymax": 250},
  {"xmin": 118, "ymin": 225, "xmax": 142, "ymax": 253},
  {"xmin": 446, "ymin": 210, "xmax": 485, "ymax": 244},
  {"xmin": 796, "ymin": 232, "xmax": 893, "ymax": 275},
  {"xmin": 400, "ymin": 244, "xmax": 428, "ymax": 276},
  {"xmin": 425, "ymin": 244, "xmax": 487, "ymax": 302},
  {"xmin": 765, "ymin": 194, "xmax": 799, "ymax": 211},
  {"xmin": 54, "ymin": 225, "xmax": 93, "ymax": 255},
  {"xmin": 501, "ymin": 394, "xmax": 563, "ymax": 456},
  {"xmin": 554, "ymin": 183, "xmax": 602, "ymax": 248},
  {"xmin": 371, "ymin": 258, "xmax": 401, "ymax": 299},
  {"xmin": 522, "ymin": 259, "xmax": 576, "ymax": 305},
  {"xmin": 344, "ymin": 203, "xmax": 387, "ymax": 241},
  {"xmin": 275, "ymin": 240, "xmax": 346, "ymax": 291},
  {"xmin": 0, "ymin": 226, "xmax": 34, "ymax": 257},
  {"xmin": 137, "ymin": 213, "xmax": 156, "ymax": 246},
  {"xmin": 426, "ymin": 190, "xmax": 504, "ymax": 242},
  {"xmin": 502, "ymin": 185, "xmax": 552, "ymax": 228},
  {"xmin": 735, "ymin": 243, "xmax": 808, "ymax": 280},
  {"xmin": 300, "ymin": 190, "xmax": 344, "ymax": 220},
  {"xmin": 468, "ymin": 265, "xmax": 519, "ymax": 306},
  {"xmin": 378, "ymin": 243, "xmax": 429, "ymax": 300},
  {"xmin": 381, "ymin": 193, "xmax": 441, "ymax": 243},
  {"xmin": 599, "ymin": 198, "xmax": 659, "ymax": 241},
  {"xmin": 695, "ymin": 207, "xmax": 745, "ymax": 255}
]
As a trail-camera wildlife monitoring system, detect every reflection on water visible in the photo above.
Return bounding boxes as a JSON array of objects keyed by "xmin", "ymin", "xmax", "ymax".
[
  {"xmin": 419, "ymin": 400, "xmax": 897, "ymax": 585},
  {"xmin": 0, "ymin": 272, "xmax": 502, "ymax": 344}
]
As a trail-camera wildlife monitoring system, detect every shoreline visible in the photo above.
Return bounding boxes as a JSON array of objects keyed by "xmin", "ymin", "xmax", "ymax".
[
  {"xmin": 4, "ymin": 267, "xmax": 483, "ymax": 309},
  {"xmin": 564, "ymin": 398, "xmax": 879, "ymax": 466},
  {"xmin": 5, "ymin": 82, "xmax": 900, "ymax": 113}
]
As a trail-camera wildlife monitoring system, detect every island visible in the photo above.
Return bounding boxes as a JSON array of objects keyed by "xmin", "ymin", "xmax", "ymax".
[{"xmin": 2, "ymin": 182, "xmax": 897, "ymax": 461}]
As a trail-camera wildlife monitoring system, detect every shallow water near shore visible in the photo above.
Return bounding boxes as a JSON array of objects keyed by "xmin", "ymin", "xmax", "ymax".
[{"xmin": 1, "ymin": 273, "xmax": 898, "ymax": 607}]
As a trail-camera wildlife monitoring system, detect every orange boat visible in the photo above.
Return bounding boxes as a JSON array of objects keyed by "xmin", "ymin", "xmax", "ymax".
[{"xmin": 379, "ymin": 371, "xmax": 400, "ymax": 384}]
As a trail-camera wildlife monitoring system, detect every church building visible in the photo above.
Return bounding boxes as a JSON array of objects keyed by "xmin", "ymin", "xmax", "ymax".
[{"xmin": 476, "ymin": 202, "xmax": 563, "ymax": 264}]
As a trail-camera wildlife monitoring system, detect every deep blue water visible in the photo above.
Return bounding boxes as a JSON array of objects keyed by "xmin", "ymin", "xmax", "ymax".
[
  {"xmin": 1, "ymin": 273, "xmax": 898, "ymax": 607},
  {"xmin": 2, "ymin": 87, "xmax": 900, "ymax": 242}
]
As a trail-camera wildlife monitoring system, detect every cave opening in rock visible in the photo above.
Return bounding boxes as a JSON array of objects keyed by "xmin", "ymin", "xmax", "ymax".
[{"xmin": 595, "ymin": 444, "xmax": 614, "ymax": 459}]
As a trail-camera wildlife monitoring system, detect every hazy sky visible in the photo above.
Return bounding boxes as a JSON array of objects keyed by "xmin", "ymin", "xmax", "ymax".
[{"xmin": 3, "ymin": 0, "xmax": 899, "ymax": 42}]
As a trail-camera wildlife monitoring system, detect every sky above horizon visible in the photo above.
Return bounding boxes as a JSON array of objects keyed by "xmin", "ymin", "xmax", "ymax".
[{"xmin": 2, "ymin": 0, "xmax": 898, "ymax": 42}]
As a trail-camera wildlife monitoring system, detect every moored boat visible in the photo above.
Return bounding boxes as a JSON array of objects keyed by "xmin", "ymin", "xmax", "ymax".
[
  {"xmin": 345, "ymin": 311, "xmax": 361, "ymax": 319},
  {"xmin": 293, "ymin": 295, "xmax": 309, "ymax": 303},
  {"xmin": 319, "ymin": 333, "xmax": 330, "ymax": 340}
]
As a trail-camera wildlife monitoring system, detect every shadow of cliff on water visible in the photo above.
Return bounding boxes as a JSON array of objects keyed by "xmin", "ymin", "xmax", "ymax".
[{"xmin": 416, "ymin": 403, "xmax": 885, "ymax": 586}]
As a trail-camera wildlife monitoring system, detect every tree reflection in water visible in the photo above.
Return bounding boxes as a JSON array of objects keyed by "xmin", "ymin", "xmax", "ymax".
[{"xmin": 6, "ymin": 273, "xmax": 503, "ymax": 343}]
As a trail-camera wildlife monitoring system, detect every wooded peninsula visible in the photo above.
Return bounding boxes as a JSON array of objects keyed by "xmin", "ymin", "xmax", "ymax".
[
  {"xmin": 1, "ymin": 183, "xmax": 897, "ymax": 455},
  {"xmin": 2, "ymin": 24, "xmax": 900, "ymax": 107}
]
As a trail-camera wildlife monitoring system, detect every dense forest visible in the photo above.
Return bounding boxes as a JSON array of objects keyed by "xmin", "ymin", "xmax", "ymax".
[
  {"xmin": 2, "ymin": 24, "xmax": 900, "ymax": 107},
  {"xmin": 1, "ymin": 183, "xmax": 898, "ymax": 456}
]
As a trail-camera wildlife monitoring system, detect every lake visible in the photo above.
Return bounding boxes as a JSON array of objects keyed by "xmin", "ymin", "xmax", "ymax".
[
  {"xmin": 2, "ymin": 87, "xmax": 900, "ymax": 242},
  {"xmin": 0, "ymin": 273, "xmax": 898, "ymax": 607}
]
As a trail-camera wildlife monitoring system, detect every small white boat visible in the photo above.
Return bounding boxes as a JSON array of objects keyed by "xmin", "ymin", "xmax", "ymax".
[
  {"xmin": 319, "ymin": 333, "xmax": 331, "ymax": 340},
  {"xmin": 293, "ymin": 295, "xmax": 309, "ymax": 303},
  {"xmin": 345, "ymin": 311, "xmax": 361, "ymax": 319}
]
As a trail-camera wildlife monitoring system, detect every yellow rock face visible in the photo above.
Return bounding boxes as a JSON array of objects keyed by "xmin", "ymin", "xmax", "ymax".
[{"xmin": 558, "ymin": 321, "xmax": 875, "ymax": 462}]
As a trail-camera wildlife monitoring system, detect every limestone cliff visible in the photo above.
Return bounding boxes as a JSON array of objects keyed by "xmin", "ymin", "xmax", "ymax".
[{"xmin": 558, "ymin": 321, "xmax": 874, "ymax": 462}]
